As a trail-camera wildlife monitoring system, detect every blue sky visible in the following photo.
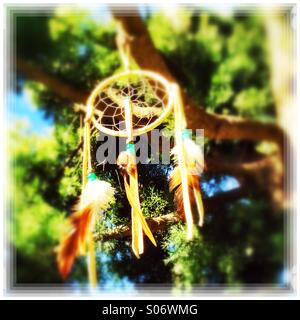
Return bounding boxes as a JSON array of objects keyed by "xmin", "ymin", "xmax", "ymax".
[{"xmin": 8, "ymin": 90, "xmax": 53, "ymax": 135}]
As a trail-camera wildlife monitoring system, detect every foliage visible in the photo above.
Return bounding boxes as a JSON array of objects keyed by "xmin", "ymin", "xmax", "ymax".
[
  {"xmin": 10, "ymin": 122, "xmax": 66, "ymax": 283},
  {"xmin": 140, "ymin": 185, "xmax": 172, "ymax": 218},
  {"xmin": 163, "ymin": 198, "xmax": 283, "ymax": 291}
]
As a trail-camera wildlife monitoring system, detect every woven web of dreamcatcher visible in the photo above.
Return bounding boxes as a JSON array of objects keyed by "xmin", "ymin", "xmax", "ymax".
[{"xmin": 92, "ymin": 73, "xmax": 170, "ymax": 133}]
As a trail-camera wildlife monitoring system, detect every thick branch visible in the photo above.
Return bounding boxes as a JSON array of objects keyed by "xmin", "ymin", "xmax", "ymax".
[
  {"xmin": 16, "ymin": 55, "xmax": 285, "ymax": 147},
  {"xmin": 112, "ymin": 11, "xmax": 285, "ymax": 147},
  {"xmin": 186, "ymin": 101, "xmax": 284, "ymax": 146},
  {"xmin": 16, "ymin": 57, "xmax": 88, "ymax": 102},
  {"xmin": 94, "ymin": 187, "xmax": 245, "ymax": 242}
]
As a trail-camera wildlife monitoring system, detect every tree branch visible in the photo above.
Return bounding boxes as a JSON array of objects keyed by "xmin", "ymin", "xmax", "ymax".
[
  {"xmin": 16, "ymin": 57, "xmax": 88, "ymax": 102},
  {"xmin": 112, "ymin": 11, "xmax": 286, "ymax": 147},
  {"xmin": 94, "ymin": 213, "xmax": 180, "ymax": 242},
  {"xmin": 16, "ymin": 47, "xmax": 285, "ymax": 147},
  {"xmin": 94, "ymin": 187, "xmax": 246, "ymax": 242}
]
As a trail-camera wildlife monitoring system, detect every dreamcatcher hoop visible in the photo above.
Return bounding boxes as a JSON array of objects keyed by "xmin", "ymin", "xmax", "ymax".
[{"xmin": 85, "ymin": 70, "xmax": 176, "ymax": 137}]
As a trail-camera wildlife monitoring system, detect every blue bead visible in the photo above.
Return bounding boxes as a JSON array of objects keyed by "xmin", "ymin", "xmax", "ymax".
[
  {"xmin": 87, "ymin": 172, "xmax": 97, "ymax": 181},
  {"xmin": 182, "ymin": 129, "xmax": 192, "ymax": 140},
  {"xmin": 126, "ymin": 143, "xmax": 135, "ymax": 154}
]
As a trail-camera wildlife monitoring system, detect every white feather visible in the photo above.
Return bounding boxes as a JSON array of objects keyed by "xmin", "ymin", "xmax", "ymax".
[
  {"xmin": 184, "ymin": 139, "xmax": 203, "ymax": 164},
  {"xmin": 172, "ymin": 138, "xmax": 204, "ymax": 173},
  {"xmin": 79, "ymin": 180, "xmax": 115, "ymax": 212}
]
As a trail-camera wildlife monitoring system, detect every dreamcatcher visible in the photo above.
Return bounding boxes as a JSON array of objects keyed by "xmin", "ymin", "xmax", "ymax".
[{"xmin": 56, "ymin": 70, "xmax": 204, "ymax": 287}]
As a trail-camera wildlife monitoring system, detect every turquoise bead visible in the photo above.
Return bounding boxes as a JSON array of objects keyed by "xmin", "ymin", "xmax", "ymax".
[
  {"xmin": 87, "ymin": 172, "xmax": 97, "ymax": 182},
  {"xmin": 126, "ymin": 143, "xmax": 135, "ymax": 154},
  {"xmin": 182, "ymin": 129, "xmax": 192, "ymax": 140}
]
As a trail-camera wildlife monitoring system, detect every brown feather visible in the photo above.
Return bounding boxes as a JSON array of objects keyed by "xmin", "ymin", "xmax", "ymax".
[
  {"xmin": 170, "ymin": 166, "xmax": 204, "ymax": 224},
  {"xmin": 117, "ymin": 151, "xmax": 157, "ymax": 257},
  {"xmin": 56, "ymin": 205, "xmax": 93, "ymax": 279}
]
